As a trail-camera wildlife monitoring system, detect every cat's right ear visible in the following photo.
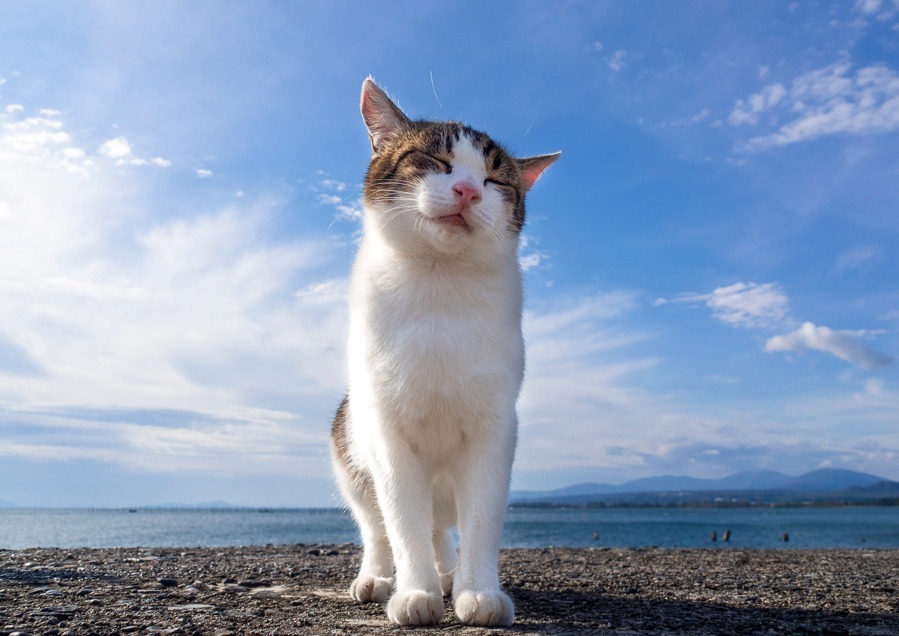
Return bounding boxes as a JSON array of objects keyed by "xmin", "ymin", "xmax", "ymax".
[{"xmin": 360, "ymin": 77, "xmax": 410, "ymax": 154}]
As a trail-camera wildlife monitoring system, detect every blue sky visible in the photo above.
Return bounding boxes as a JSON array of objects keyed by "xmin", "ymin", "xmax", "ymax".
[{"xmin": 1, "ymin": 1, "xmax": 898, "ymax": 507}]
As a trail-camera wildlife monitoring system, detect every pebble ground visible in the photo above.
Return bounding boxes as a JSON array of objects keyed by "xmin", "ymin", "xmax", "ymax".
[{"xmin": 1, "ymin": 545, "xmax": 897, "ymax": 635}]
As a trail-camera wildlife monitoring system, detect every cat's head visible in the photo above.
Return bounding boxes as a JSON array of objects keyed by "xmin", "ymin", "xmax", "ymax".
[{"xmin": 360, "ymin": 78, "xmax": 559, "ymax": 257}]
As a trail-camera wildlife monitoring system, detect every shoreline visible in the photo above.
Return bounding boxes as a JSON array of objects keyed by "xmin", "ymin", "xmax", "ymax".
[{"xmin": 2, "ymin": 545, "xmax": 897, "ymax": 635}]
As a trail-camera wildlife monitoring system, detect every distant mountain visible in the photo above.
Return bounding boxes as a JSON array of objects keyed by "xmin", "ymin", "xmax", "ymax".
[
  {"xmin": 0, "ymin": 498, "xmax": 16, "ymax": 508},
  {"xmin": 777, "ymin": 469, "xmax": 883, "ymax": 491},
  {"xmin": 510, "ymin": 468, "xmax": 896, "ymax": 507}
]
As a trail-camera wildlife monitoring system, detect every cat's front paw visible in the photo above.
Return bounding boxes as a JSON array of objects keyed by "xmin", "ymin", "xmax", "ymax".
[
  {"xmin": 349, "ymin": 575, "xmax": 393, "ymax": 603},
  {"xmin": 453, "ymin": 589, "xmax": 514, "ymax": 627},
  {"xmin": 386, "ymin": 589, "xmax": 444, "ymax": 625}
]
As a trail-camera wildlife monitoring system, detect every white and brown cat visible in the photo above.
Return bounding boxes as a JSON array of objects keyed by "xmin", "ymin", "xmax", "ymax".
[{"xmin": 331, "ymin": 78, "xmax": 559, "ymax": 627}]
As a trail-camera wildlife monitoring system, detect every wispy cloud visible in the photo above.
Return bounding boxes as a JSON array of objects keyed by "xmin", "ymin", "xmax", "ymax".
[
  {"xmin": 0, "ymin": 406, "xmax": 327, "ymax": 477},
  {"xmin": 730, "ymin": 60, "xmax": 899, "ymax": 151},
  {"xmin": 659, "ymin": 281, "xmax": 892, "ymax": 369},
  {"xmin": 518, "ymin": 292, "xmax": 666, "ymax": 473},
  {"xmin": 0, "ymin": 95, "xmax": 349, "ymax": 478},
  {"xmin": 314, "ymin": 172, "xmax": 363, "ymax": 221},
  {"xmin": 833, "ymin": 245, "xmax": 883, "ymax": 275},
  {"xmin": 658, "ymin": 282, "xmax": 789, "ymax": 328},
  {"xmin": 608, "ymin": 50, "xmax": 627, "ymax": 73},
  {"xmin": 855, "ymin": 0, "xmax": 899, "ymax": 19},
  {"xmin": 765, "ymin": 322, "xmax": 893, "ymax": 369}
]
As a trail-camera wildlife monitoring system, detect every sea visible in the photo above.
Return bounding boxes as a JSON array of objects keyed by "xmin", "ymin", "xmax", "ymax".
[{"xmin": 2, "ymin": 506, "xmax": 898, "ymax": 551}]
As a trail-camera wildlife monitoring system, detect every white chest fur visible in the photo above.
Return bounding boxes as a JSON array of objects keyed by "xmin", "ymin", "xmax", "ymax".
[{"xmin": 347, "ymin": 229, "xmax": 524, "ymax": 460}]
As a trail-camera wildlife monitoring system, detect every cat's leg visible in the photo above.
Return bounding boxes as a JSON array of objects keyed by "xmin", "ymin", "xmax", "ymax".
[
  {"xmin": 451, "ymin": 419, "xmax": 516, "ymax": 627},
  {"xmin": 432, "ymin": 476, "xmax": 457, "ymax": 596},
  {"xmin": 333, "ymin": 460, "xmax": 394, "ymax": 603},
  {"xmin": 370, "ymin": 440, "xmax": 445, "ymax": 625}
]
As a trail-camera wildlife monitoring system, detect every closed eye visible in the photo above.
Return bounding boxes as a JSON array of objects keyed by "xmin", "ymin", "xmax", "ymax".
[
  {"xmin": 417, "ymin": 151, "xmax": 452, "ymax": 174},
  {"xmin": 485, "ymin": 178, "xmax": 512, "ymax": 189}
]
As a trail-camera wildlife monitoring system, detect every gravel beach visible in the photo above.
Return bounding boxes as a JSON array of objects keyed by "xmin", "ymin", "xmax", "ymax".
[{"xmin": 1, "ymin": 544, "xmax": 897, "ymax": 635}]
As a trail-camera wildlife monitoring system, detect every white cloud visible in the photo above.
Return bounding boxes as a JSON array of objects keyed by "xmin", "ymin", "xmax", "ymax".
[
  {"xmin": 833, "ymin": 245, "xmax": 883, "ymax": 275},
  {"xmin": 660, "ymin": 282, "xmax": 789, "ymax": 328},
  {"xmin": 856, "ymin": 0, "xmax": 883, "ymax": 14},
  {"xmin": 765, "ymin": 322, "xmax": 893, "ymax": 369},
  {"xmin": 0, "ymin": 98, "xmax": 351, "ymax": 478},
  {"xmin": 0, "ymin": 111, "xmax": 89, "ymax": 176},
  {"xmin": 519, "ymin": 251, "xmax": 546, "ymax": 272},
  {"xmin": 317, "ymin": 193, "xmax": 342, "ymax": 206},
  {"xmin": 196, "ymin": 168, "xmax": 213, "ymax": 178},
  {"xmin": 662, "ymin": 281, "xmax": 892, "ymax": 370},
  {"xmin": 315, "ymin": 173, "xmax": 363, "ymax": 221},
  {"xmin": 0, "ymin": 406, "xmax": 326, "ymax": 476},
  {"xmin": 98, "ymin": 135, "xmax": 170, "ymax": 167},
  {"xmin": 855, "ymin": 0, "xmax": 899, "ymax": 19},
  {"xmin": 731, "ymin": 60, "xmax": 899, "ymax": 150},
  {"xmin": 97, "ymin": 135, "xmax": 133, "ymax": 160},
  {"xmin": 518, "ymin": 234, "xmax": 548, "ymax": 272},
  {"xmin": 295, "ymin": 278, "xmax": 348, "ymax": 306},
  {"xmin": 518, "ymin": 292, "xmax": 669, "ymax": 472},
  {"xmin": 728, "ymin": 83, "xmax": 787, "ymax": 126},
  {"xmin": 608, "ymin": 50, "xmax": 627, "ymax": 73}
]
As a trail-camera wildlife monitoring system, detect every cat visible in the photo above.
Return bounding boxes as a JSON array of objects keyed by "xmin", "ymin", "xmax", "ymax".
[{"xmin": 330, "ymin": 77, "xmax": 559, "ymax": 627}]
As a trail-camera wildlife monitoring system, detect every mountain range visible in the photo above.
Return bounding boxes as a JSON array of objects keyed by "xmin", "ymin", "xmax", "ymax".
[
  {"xmin": 510, "ymin": 468, "xmax": 899, "ymax": 507},
  {"xmin": 3, "ymin": 469, "xmax": 896, "ymax": 509}
]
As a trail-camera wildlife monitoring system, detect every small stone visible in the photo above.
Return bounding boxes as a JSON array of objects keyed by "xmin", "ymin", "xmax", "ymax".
[
  {"xmin": 121, "ymin": 627, "xmax": 140, "ymax": 633},
  {"xmin": 250, "ymin": 589, "xmax": 279, "ymax": 599},
  {"xmin": 35, "ymin": 607, "xmax": 78, "ymax": 618},
  {"xmin": 42, "ymin": 590, "xmax": 63, "ymax": 597},
  {"xmin": 157, "ymin": 578, "xmax": 178, "ymax": 588}
]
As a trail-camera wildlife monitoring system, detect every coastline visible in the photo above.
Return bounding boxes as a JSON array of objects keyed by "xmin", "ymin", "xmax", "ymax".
[{"xmin": 2, "ymin": 544, "xmax": 897, "ymax": 635}]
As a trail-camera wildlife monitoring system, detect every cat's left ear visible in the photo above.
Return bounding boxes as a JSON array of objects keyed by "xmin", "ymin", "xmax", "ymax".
[
  {"xmin": 517, "ymin": 152, "xmax": 561, "ymax": 191},
  {"xmin": 360, "ymin": 77, "xmax": 410, "ymax": 154}
]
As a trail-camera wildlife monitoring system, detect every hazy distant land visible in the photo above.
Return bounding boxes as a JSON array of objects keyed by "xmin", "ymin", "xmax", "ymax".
[
  {"xmin": 510, "ymin": 468, "xmax": 899, "ymax": 508},
  {"xmin": 2, "ymin": 468, "xmax": 897, "ymax": 510}
]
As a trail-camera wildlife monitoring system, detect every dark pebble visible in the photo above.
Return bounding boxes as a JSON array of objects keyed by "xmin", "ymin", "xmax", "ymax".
[{"xmin": 157, "ymin": 578, "xmax": 178, "ymax": 588}]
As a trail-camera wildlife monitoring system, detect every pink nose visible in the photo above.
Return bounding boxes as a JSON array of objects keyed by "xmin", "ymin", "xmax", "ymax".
[{"xmin": 453, "ymin": 181, "xmax": 482, "ymax": 208}]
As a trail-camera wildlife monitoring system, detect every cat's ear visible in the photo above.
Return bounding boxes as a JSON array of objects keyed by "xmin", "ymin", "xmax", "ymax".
[
  {"xmin": 360, "ymin": 77, "xmax": 410, "ymax": 154},
  {"xmin": 517, "ymin": 152, "xmax": 561, "ymax": 191}
]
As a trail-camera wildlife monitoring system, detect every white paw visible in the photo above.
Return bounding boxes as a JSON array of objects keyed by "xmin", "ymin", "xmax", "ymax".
[
  {"xmin": 387, "ymin": 589, "xmax": 444, "ymax": 625},
  {"xmin": 453, "ymin": 589, "xmax": 514, "ymax": 627},
  {"xmin": 439, "ymin": 571, "xmax": 454, "ymax": 597},
  {"xmin": 349, "ymin": 575, "xmax": 393, "ymax": 603}
]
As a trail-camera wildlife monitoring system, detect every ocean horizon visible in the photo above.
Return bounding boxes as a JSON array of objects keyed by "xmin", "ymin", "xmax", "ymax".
[{"xmin": 2, "ymin": 506, "xmax": 897, "ymax": 551}]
